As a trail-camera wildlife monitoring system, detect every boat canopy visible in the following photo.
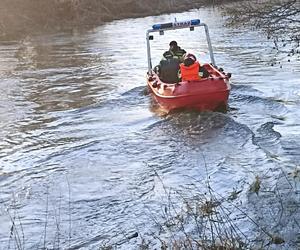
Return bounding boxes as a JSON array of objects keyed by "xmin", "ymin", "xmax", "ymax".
[{"xmin": 146, "ymin": 19, "xmax": 216, "ymax": 72}]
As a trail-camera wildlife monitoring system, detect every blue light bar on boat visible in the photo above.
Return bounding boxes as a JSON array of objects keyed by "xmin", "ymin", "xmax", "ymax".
[{"xmin": 152, "ymin": 19, "xmax": 200, "ymax": 30}]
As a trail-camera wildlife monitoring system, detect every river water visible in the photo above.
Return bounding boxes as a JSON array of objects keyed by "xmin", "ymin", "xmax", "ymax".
[{"xmin": 0, "ymin": 7, "xmax": 300, "ymax": 250}]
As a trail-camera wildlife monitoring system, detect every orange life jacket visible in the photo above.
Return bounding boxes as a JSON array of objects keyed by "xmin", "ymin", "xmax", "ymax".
[{"xmin": 180, "ymin": 62, "xmax": 200, "ymax": 81}]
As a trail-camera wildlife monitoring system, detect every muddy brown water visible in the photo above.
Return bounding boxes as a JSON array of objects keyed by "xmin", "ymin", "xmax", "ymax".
[{"xmin": 0, "ymin": 7, "xmax": 300, "ymax": 249}]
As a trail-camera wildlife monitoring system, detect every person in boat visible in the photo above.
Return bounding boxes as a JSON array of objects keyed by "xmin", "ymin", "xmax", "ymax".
[
  {"xmin": 178, "ymin": 53, "xmax": 210, "ymax": 81},
  {"xmin": 163, "ymin": 40, "xmax": 186, "ymax": 62},
  {"xmin": 155, "ymin": 57, "xmax": 180, "ymax": 83},
  {"xmin": 154, "ymin": 41, "xmax": 186, "ymax": 83}
]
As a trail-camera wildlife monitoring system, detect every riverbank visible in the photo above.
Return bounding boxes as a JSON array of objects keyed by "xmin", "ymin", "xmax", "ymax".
[{"xmin": 0, "ymin": 0, "xmax": 229, "ymax": 39}]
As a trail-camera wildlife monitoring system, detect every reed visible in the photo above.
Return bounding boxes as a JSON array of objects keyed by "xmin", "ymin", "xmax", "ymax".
[
  {"xmin": 3, "ymin": 164, "xmax": 299, "ymax": 249},
  {"xmin": 134, "ymin": 165, "xmax": 300, "ymax": 249}
]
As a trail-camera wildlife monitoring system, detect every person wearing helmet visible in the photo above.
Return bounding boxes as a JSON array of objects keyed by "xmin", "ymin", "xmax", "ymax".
[{"xmin": 178, "ymin": 53, "xmax": 209, "ymax": 81}]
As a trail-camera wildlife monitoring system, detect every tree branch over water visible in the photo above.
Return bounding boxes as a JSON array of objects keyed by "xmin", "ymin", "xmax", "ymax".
[{"xmin": 223, "ymin": 0, "xmax": 300, "ymax": 53}]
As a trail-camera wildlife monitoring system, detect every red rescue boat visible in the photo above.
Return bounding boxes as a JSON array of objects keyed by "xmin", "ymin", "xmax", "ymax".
[{"xmin": 146, "ymin": 19, "xmax": 231, "ymax": 112}]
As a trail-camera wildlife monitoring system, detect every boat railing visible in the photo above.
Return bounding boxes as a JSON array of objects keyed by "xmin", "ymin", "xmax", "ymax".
[{"xmin": 146, "ymin": 19, "xmax": 216, "ymax": 73}]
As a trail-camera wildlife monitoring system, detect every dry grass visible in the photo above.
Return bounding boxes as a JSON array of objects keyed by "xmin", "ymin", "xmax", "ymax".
[
  {"xmin": 135, "ymin": 165, "xmax": 300, "ymax": 249},
  {"xmin": 3, "ymin": 165, "xmax": 300, "ymax": 249}
]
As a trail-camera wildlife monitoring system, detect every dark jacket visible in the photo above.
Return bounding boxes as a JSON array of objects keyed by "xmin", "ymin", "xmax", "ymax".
[{"xmin": 158, "ymin": 58, "xmax": 181, "ymax": 83}]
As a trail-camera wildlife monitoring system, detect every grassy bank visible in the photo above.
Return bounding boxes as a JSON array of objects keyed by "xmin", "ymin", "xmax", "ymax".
[{"xmin": 0, "ymin": 0, "xmax": 221, "ymax": 39}]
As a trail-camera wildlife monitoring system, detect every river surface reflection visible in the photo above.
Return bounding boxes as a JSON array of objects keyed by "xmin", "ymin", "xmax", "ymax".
[{"xmin": 0, "ymin": 7, "xmax": 299, "ymax": 249}]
